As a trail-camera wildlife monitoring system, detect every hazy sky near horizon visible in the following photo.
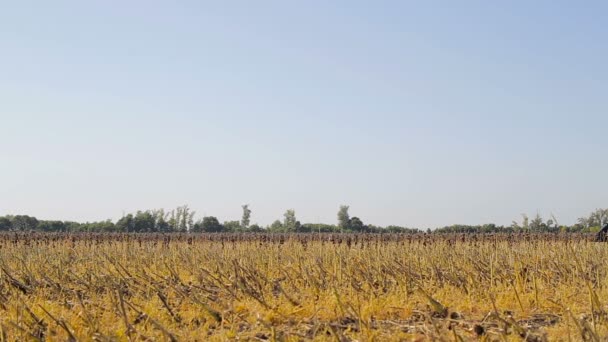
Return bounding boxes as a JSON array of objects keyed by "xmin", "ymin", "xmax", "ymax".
[{"xmin": 1, "ymin": 1, "xmax": 606, "ymax": 228}]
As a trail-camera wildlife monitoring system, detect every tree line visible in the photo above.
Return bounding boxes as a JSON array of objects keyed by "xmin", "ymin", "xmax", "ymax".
[
  {"xmin": 0, "ymin": 205, "xmax": 606, "ymax": 234},
  {"xmin": 433, "ymin": 208, "xmax": 608, "ymax": 234}
]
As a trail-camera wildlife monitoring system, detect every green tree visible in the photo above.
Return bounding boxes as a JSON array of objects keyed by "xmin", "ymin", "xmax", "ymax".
[
  {"xmin": 248, "ymin": 224, "xmax": 263, "ymax": 232},
  {"xmin": 37, "ymin": 220, "xmax": 67, "ymax": 232},
  {"xmin": 283, "ymin": 209, "xmax": 300, "ymax": 232},
  {"xmin": 191, "ymin": 220, "xmax": 202, "ymax": 232},
  {"xmin": 198, "ymin": 216, "xmax": 224, "ymax": 232},
  {"xmin": 241, "ymin": 204, "xmax": 251, "ymax": 229},
  {"xmin": 349, "ymin": 217, "xmax": 365, "ymax": 232},
  {"xmin": 167, "ymin": 206, "xmax": 195, "ymax": 232},
  {"xmin": 577, "ymin": 217, "xmax": 590, "ymax": 229},
  {"xmin": 0, "ymin": 217, "xmax": 11, "ymax": 231},
  {"xmin": 589, "ymin": 208, "xmax": 608, "ymax": 228},
  {"xmin": 302, "ymin": 223, "xmax": 338, "ymax": 233},
  {"xmin": 152, "ymin": 209, "xmax": 171, "ymax": 232},
  {"xmin": 64, "ymin": 221, "xmax": 82, "ymax": 232},
  {"xmin": 11, "ymin": 215, "xmax": 39, "ymax": 231},
  {"xmin": 116, "ymin": 214, "xmax": 135, "ymax": 232},
  {"xmin": 133, "ymin": 211, "xmax": 155, "ymax": 232},
  {"xmin": 224, "ymin": 220, "xmax": 241, "ymax": 232},
  {"xmin": 337, "ymin": 205, "xmax": 350, "ymax": 232},
  {"xmin": 521, "ymin": 214, "xmax": 529, "ymax": 230},
  {"xmin": 530, "ymin": 213, "xmax": 545, "ymax": 231},
  {"xmin": 85, "ymin": 220, "xmax": 116, "ymax": 232},
  {"xmin": 386, "ymin": 225, "xmax": 419, "ymax": 234},
  {"xmin": 269, "ymin": 220, "xmax": 283, "ymax": 232},
  {"xmin": 175, "ymin": 205, "xmax": 195, "ymax": 232}
]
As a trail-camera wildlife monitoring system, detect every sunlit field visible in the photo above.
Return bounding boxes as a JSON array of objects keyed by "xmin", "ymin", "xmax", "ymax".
[{"xmin": 0, "ymin": 232, "xmax": 606, "ymax": 341}]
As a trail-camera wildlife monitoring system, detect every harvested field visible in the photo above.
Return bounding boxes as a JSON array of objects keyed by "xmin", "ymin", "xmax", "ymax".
[{"xmin": 0, "ymin": 232, "xmax": 605, "ymax": 341}]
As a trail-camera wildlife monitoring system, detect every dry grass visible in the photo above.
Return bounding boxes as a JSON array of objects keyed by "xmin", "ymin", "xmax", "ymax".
[{"xmin": 0, "ymin": 232, "xmax": 606, "ymax": 341}]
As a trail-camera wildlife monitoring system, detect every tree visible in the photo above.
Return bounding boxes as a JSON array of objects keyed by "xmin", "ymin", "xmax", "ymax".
[
  {"xmin": 191, "ymin": 220, "xmax": 203, "ymax": 232},
  {"xmin": 549, "ymin": 213, "xmax": 559, "ymax": 229},
  {"xmin": 167, "ymin": 206, "xmax": 195, "ymax": 232},
  {"xmin": 302, "ymin": 223, "xmax": 338, "ymax": 233},
  {"xmin": 175, "ymin": 205, "xmax": 195, "ymax": 232},
  {"xmin": 82, "ymin": 220, "xmax": 116, "ymax": 232},
  {"xmin": 116, "ymin": 214, "xmax": 135, "ymax": 232},
  {"xmin": 199, "ymin": 216, "xmax": 224, "ymax": 232},
  {"xmin": 37, "ymin": 220, "xmax": 67, "ymax": 232},
  {"xmin": 283, "ymin": 209, "xmax": 298, "ymax": 232},
  {"xmin": 11, "ymin": 215, "xmax": 39, "ymax": 231},
  {"xmin": 248, "ymin": 224, "xmax": 263, "ymax": 232},
  {"xmin": 578, "ymin": 217, "xmax": 590, "ymax": 229},
  {"xmin": 385, "ymin": 225, "xmax": 419, "ymax": 234},
  {"xmin": 349, "ymin": 217, "xmax": 365, "ymax": 232},
  {"xmin": 241, "ymin": 204, "xmax": 251, "ymax": 229},
  {"xmin": 133, "ymin": 211, "xmax": 155, "ymax": 232},
  {"xmin": 152, "ymin": 209, "xmax": 172, "ymax": 232},
  {"xmin": 64, "ymin": 221, "xmax": 82, "ymax": 232},
  {"xmin": 297, "ymin": 224, "xmax": 312, "ymax": 233},
  {"xmin": 521, "ymin": 214, "xmax": 529, "ymax": 230},
  {"xmin": 530, "ymin": 213, "xmax": 545, "ymax": 231},
  {"xmin": 337, "ymin": 205, "xmax": 350, "ymax": 232},
  {"xmin": 589, "ymin": 208, "xmax": 608, "ymax": 228},
  {"xmin": 0, "ymin": 217, "xmax": 11, "ymax": 231},
  {"xmin": 168, "ymin": 210, "xmax": 177, "ymax": 231},
  {"xmin": 269, "ymin": 220, "xmax": 283, "ymax": 232},
  {"xmin": 224, "ymin": 221, "xmax": 241, "ymax": 232}
]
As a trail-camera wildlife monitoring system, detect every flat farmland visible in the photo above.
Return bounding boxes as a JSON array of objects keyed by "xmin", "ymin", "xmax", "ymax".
[{"xmin": 0, "ymin": 233, "xmax": 605, "ymax": 341}]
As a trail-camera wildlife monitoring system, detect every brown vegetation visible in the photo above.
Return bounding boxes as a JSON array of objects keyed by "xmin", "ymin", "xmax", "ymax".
[{"xmin": 0, "ymin": 232, "xmax": 606, "ymax": 341}]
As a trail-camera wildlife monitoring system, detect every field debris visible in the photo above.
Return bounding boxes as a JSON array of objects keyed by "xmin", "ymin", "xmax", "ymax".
[{"xmin": 0, "ymin": 232, "xmax": 605, "ymax": 340}]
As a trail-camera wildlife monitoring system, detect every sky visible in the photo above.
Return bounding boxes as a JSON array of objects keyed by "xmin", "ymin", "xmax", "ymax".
[{"xmin": 1, "ymin": 1, "xmax": 607, "ymax": 228}]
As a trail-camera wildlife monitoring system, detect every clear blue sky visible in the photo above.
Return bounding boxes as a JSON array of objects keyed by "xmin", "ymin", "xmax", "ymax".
[{"xmin": 1, "ymin": 1, "xmax": 606, "ymax": 228}]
